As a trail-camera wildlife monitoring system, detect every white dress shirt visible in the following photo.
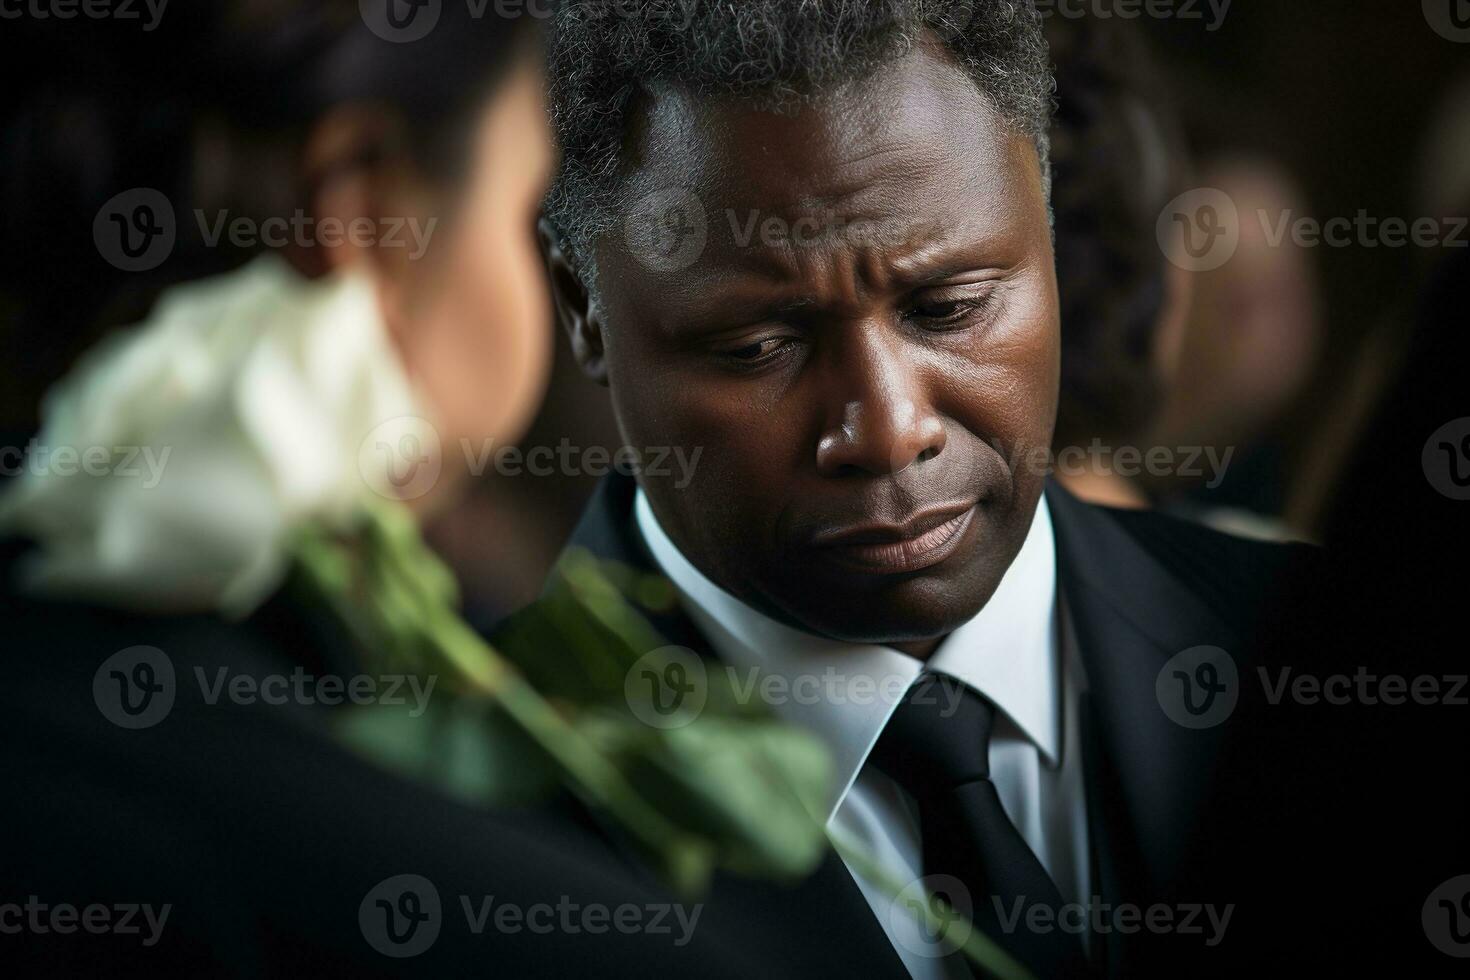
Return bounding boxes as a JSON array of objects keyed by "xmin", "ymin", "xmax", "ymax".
[{"xmin": 634, "ymin": 491, "xmax": 1090, "ymax": 979}]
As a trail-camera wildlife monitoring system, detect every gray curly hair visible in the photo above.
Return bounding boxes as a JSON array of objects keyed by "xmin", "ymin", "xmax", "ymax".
[{"xmin": 543, "ymin": 0, "xmax": 1055, "ymax": 293}]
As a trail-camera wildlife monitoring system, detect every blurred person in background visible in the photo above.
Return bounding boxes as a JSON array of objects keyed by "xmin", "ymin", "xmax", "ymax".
[
  {"xmin": 1046, "ymin": 16, "xmax": 1192, "ymax": 510},
  {"xmin": 1044, "ymin": 18, "xmax": 1322, "ymax": 542},
  {"xmin": 1191, "ymin": 220, "xmax": 1470, "ymax": 978},
  {"xmin": 1290, "ymin": 71, "xmax": 1470, "ymax": 534},
  {"xmin": 1416, "ymin": 74, "xmax": 1470, "ymax": 227},
  {"xmin": 426, "ymin": 315, "xmax": 623, "ymax": 623},
  {"xmin": 1144, "ymin": 155, "xmax": 1325, "ymax": 540},
  {"xmin": 1163, "ymin": 72, "xmax": 1470, "ymax": 974},
  {"xmin": 0, "ymin": 4, "xmax": 775, "ymax": 976}
]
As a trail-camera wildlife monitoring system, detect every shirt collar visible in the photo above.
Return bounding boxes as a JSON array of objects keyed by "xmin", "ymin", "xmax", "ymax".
[{"xmin": 634, "ymin": 490, "xmax": 1060, "ymax": 822}]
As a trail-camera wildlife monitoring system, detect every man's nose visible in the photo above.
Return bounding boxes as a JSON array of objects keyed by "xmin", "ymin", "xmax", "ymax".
[{"xmin": 814, "ymin": 328, "xmax": 946, "ymax": 477}]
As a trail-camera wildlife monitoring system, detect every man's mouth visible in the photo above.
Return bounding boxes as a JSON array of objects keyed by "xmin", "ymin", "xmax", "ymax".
[{"xmin": 810, "ymin": 502, "xmax": 978, "ymax": 575}]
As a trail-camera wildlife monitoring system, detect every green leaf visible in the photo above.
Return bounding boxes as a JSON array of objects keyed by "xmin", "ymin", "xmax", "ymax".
[
  {"xmin": 289, "ymin": 502, "xmax": 837, "ymax": 898},
  {"xmin": 335, "ymin": 699, "xmax": 559, "ymax": 805},
  {"xmin": 628, "ymin": 717, "xmax": 832, "ymax": 880}
]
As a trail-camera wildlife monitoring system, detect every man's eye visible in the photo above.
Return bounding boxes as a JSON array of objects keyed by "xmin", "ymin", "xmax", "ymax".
[
  {"xmin": 908, "ymin": 294, "xmax": 994, "ymax": 328},
  {"xmin": 725, "ymin": 337, "xmax": 793, "ymax": 362}
]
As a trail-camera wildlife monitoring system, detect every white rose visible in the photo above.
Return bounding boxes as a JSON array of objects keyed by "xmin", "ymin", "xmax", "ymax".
[{"xmin": 0, "ymin": 256, "xmax": 435, "ymax": 616}]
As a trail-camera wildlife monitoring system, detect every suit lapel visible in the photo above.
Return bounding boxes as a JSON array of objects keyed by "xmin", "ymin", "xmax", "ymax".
[
  {"xmin": 537, "ymin": 473, "xmax": 912, "ymax": 978},
  {"xmin": 1046, "ymin": 482, "xmax": 1241, "ymax": 971}
]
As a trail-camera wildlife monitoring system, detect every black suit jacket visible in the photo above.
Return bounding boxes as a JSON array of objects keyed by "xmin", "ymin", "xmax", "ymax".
[
  {"xmin": 3, "ymin": 474, "xmax": 1440, "ymax": 978},
  {"xmin": 492, "ymin": 473, "xmax": 1344, "ymax": 977},
  {"xmin": 0, "ymin": 548, "xmax": 767, "ymax": 978}
]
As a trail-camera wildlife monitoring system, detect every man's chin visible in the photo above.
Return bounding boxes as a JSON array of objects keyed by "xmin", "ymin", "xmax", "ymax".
[{"xmin": 764, "ymin": 573, "xmax": 997, "ymax": 652}]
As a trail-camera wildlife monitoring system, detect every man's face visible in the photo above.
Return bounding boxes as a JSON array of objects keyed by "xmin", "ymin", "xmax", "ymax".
[{"xmin": 585, "ymin": 42, "xmax": 1059, "ymax": 649}]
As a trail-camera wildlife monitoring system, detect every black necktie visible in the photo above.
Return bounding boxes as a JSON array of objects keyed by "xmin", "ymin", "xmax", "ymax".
[{"xmin": 869, "ymin": 672, "xmax": 1090, "ymax": 977}]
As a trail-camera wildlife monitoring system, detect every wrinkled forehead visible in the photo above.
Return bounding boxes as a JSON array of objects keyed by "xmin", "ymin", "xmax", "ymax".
[
  {"xmin": 597, "ymin": 42, "xmax": 1048, "ymax": 309},
  {"xmin": 622, "ymin": 41, "xmax": 1024, "ymax": 216}
]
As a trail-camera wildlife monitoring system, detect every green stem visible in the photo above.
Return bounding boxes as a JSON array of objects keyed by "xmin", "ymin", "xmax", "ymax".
[{"xmin": 358, "ymin": 510, "xmax": 716, "ymax": 893}]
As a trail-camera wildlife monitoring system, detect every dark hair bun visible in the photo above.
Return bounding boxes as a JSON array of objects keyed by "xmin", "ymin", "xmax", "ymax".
[{"xmin": 1, "ymin": 1, "xmax": 539, "ymax": 431}]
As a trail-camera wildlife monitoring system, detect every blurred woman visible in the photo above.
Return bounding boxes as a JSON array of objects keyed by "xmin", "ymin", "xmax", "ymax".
[{"xmin": 0, "ymin": 4, "xmax": 759, "ymax": 976}]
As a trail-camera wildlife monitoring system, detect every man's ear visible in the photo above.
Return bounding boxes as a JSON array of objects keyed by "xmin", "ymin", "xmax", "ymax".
[{"xmin": 537, "ymin": 216, "xmax": 608, "ymax": 386}]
